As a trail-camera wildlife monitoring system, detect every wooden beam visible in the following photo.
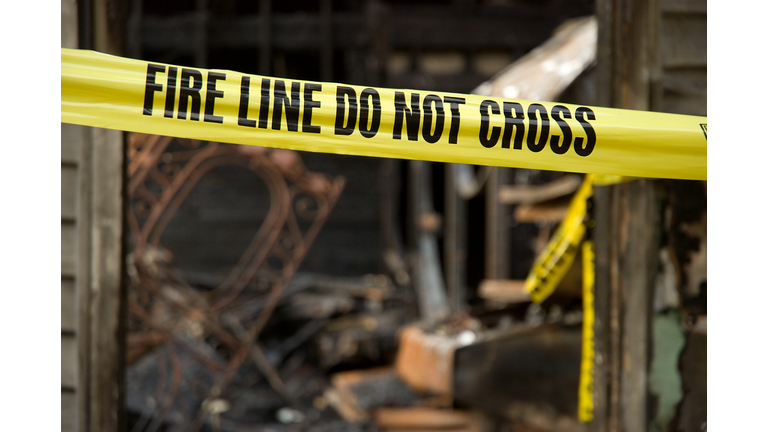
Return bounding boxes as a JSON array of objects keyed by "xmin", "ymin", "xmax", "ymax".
[
  {"xmin": 84, "ymin": 127, "xmax": 125, "ymax": 432},
  {"xmin": 78, "ymin": 2, "xmax": 127, "ymax": 430},
  {"xmin": 617, "ymin": 180, "xmax": 657, "ymax": 432},
  {"xmin": 498, "ymin": 175, "xmax": 582, "ymax": 205},
  {"xmin": 76, "ymin": 123, "xmax": 93, "ymax": 432},
  {"xmin": 62, "ymin": 334, "xmax": 78, "ymax": 389},
  {"xmin": 140, "ymin": 7, "xmax": 594, "ymax": 53},
  {"xmin": 258, "ymin": 0, "xmax": 271, "ymax": 75},
  {"xmin": 194, "ymin": 0, "xmax": 208, "ymax": 68},
  {"xmin": 478, "ymin": 279, "xmax": 530, "ymax": 304},
  {"xmin": 592, "ymin": 0, "xmax": 660, "ymax": 430},
  {"xmin": 372, "ymin": 407, "xmax": 477, "ymax": 430},
  {"xmin": 62, "ymin": 221, "xmax": 77, "ymax": 277},
  {"xmin": 62, "ymin": 390, "xmax": 77, "ymax": 432},
  {"xmin": 453, "ymin": 326, "xmax": 584, "ymax": 430},
  {"xmin": 62, "ymin": 277, "xmax": 77, "ymax": 332},
  {"xmin": 513, "ymin": 202, "xmax": 569, "ymax": 224},
  {"xmin": 320, "ymin": 0, "xmax": 333, "ymax": 82}
]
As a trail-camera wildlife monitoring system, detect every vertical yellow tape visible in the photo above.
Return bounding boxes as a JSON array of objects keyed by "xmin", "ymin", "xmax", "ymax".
[
  {"xmin": 578, "ymin": 238, "xmax": 596, "ymax": 422},
  {"xmin": 524, "ymin": 174, "xmax": 594, "ymax": 303}
]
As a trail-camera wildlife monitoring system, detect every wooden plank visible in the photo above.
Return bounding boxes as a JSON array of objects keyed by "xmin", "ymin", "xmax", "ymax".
[
  {"xmin": 61, "ymin": 123, "xmax": 84, "ymax": 165},
  {"xmin": 320, "ymin": 0, "xmax": 333, "ymax": 81},
  {"xmin": 389, "ymin": 9, "xmax": 579, "ymax": 49},
  {"xmin": 661, "ymin": 91, "xmax": 707, "ymax": 116},
  {"xmin": 677, "ymin": 331, "xmax": 706, "ymax": 432},
  {"xmin": 453, "ymin": 328, "xmax": 584, "ymax": 430},
  {"xmin": 593, "ymin": 1, "xmax": 659, "ymax": 431},
  {"xmin": 662, "ymin": 67, "xmax": 707, "ymax": 96},
  {"xmin": 142, "ymin": 8, "xmax": 583, "ymax": 52},
  {"xmin": 619, "ymin": 180, "xmax": 657, "ymax": 432},
  {"xmin": 514, "ymin": 201, "xmax": 569, "ymax": 224},
  {"xmin": 62, "ymin": 390, "xmax": 77, "ymax": 432},
  {"xmin": 61, "ymin": 221, "xmax": 77, "ymax": 277},
  {"xmin": 498, "ymin": 175, "xmax": 582, "ymax": 205},
  {"xmin": 61, "ymin": 165, "xmax": 78, "ymax": 221},
  {"xmin": 258, "ymin": 0, "xmax": 271, "ymax": 74},
  {"xmin": 325, "ymin": 367, "xmax": 408, "ymax": 422},
  {"xmin": 473, "ymin": 17, "xmax": 597, "ymax": 101},
  {"xmin": 372, "ymin": 407, "xmax": 474, "ymax": 430},
  {"xmin": 85, "ymin": 126, "xmax": 125, "ymax": 432},
  {"xmin": 61, "ymin": 0, "xmax": 78, "ymax": 49},
  {"xmin": 62, "ymin": 2, "xmax": 82, "ymax": 431},
  {"xmin": 478, "ymin": 279, "xmax": 530, "ymax": 304},
  {"xmin": 194, "ymin": 0, "xmax": 208, "ymax": 68},
  {"xmin": 62, "ymin": 277, "xmax": 76, "ymax": 332},
  {"xmin": 386, "ymin": 70, "xmax": 492, "ymax": 94},
  {"xmin": 660, "ymin": 14, "xmax": 707, "ymax": 68},
  {"xmin": 660, "ymin": 0, "xmax": 706, "ymax": 13},
  {"xmin": 77, "ymin": 129, "xmax": 93, "ymax": 432},
  {"xmin": 62, "ymin": 334, "xmax": 78, "ymax": 389}
]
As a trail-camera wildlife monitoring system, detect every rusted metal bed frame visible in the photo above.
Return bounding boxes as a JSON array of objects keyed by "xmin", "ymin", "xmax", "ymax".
[{"xmin": 125, "ymin": 133, "xmax": 345, "ymax": 431}]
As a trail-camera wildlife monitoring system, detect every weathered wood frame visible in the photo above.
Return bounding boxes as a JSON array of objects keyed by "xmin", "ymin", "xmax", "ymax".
[{"xmin": 62, "ymin": 0, "xmax": 126, "ymax": 430}]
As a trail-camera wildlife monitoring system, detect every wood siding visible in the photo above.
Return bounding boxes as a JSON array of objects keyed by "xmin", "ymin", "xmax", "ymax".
[
  {"xmin": 591, "ymin": 0, "xmax": 705, "ymax": 430},
  {"xmin": 63, "ymin": 0, "xmax": 126, "ymax": 430},
  {"xmin": 62, "ymin": 0, "xmax": 80, "ymax": 429},
  {"xmin": 61, "ymin": 122, "xmax": 83, "ymax": 431},
  {"xmin": 658, "ymin": 0, "xmax": 707, "ymax": 116},
  {"xmin": 62, "ymin": 121, "xmax": 87, "ymax": 431}
]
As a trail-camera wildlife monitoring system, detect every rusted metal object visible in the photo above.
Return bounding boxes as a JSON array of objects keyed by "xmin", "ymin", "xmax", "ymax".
[
  {"xmin": 409, "ymin": 160, "xmax": 450, "ymax": 322},
  {"xmin": 125, "ymin": 134, "xmax": 345, "ymax": 431}
]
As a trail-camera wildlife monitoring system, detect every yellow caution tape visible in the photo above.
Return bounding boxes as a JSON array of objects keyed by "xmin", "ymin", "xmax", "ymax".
[
  {"xmin": 61, "ymin": 48, "xmax": 706, "ymax": 180},
  {"xmin": 520, "ymin": 175, "xmax": 606, "ymax": 422},
  {"xmin": 593, "ymin": 174, "xmax": 635, "ymax": 185},
  {"xmin": 578, "ymin": 238, "xmax": 596, "ymax": 422},
  {"xmin": 523, "ymin": 173, "xmax": 631, "ymax": 303},
  {"xmin": 523, "ymin": 174, "xmax": 594, "ymax": 303}
]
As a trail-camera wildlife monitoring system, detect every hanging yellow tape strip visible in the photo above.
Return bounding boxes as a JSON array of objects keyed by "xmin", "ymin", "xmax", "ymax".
[
  {"xmin": 578, "ymin": 237, "xmax": 596, "ymax": 422},
  {"xmin": 523, "ymin": 174, "xmax": 594, "ymax": 303},
  {"xmin": 521, "ymin": 176, "xmax": 611, "ymax": 422},
  {"xmin": 521, "ymin": 174, "xmax": 601, "ymax": 421},
  {"xmin": 61, "ymin": 48, "xmax": 706, "ymax": 180}
]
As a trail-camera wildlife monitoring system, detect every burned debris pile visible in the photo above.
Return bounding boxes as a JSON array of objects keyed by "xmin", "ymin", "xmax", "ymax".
[{"xmin": 124, "ymin": 134, "xmax": 587, "ymax": 432}]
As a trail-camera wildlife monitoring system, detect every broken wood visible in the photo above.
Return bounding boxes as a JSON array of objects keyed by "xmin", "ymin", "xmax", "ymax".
[
  {"xmin": 478, "ymin": 280, "xmax": 531, "ymax": 304},
  {"xmin": 473, "ymin": 16, "xmax": 597, "ymax": 101},
  {"xmin": 395, "ymin": 324, "xmax": 457, "ymax": 396},
  {"xmin": 317, "ymin": 309, "xmax": 407, "ymax": 369},
  {"xmin": 372, "ymin": 407, "xmax": 479, "ymax": 431},
  {"xmin": 514, "ymin": 201, "xmax": 570, "ymax": 224},
  {"xmin": 324, "ymin": 367, "xmax": 421, "ymax": 423},
  {"xmin": 453, "ymin": 326, "xmax": 583, "ymax": 430},
  {"xmin": 499, "ymin": 175, "xmax": 582, "ymax": 205},
  {"xmin": 394, "ymin": 316, "xmax": 483, "ymax": 396},
  {"xmin": 323, "ymin": 387, "xmax": 369, "ymax": 423}
]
